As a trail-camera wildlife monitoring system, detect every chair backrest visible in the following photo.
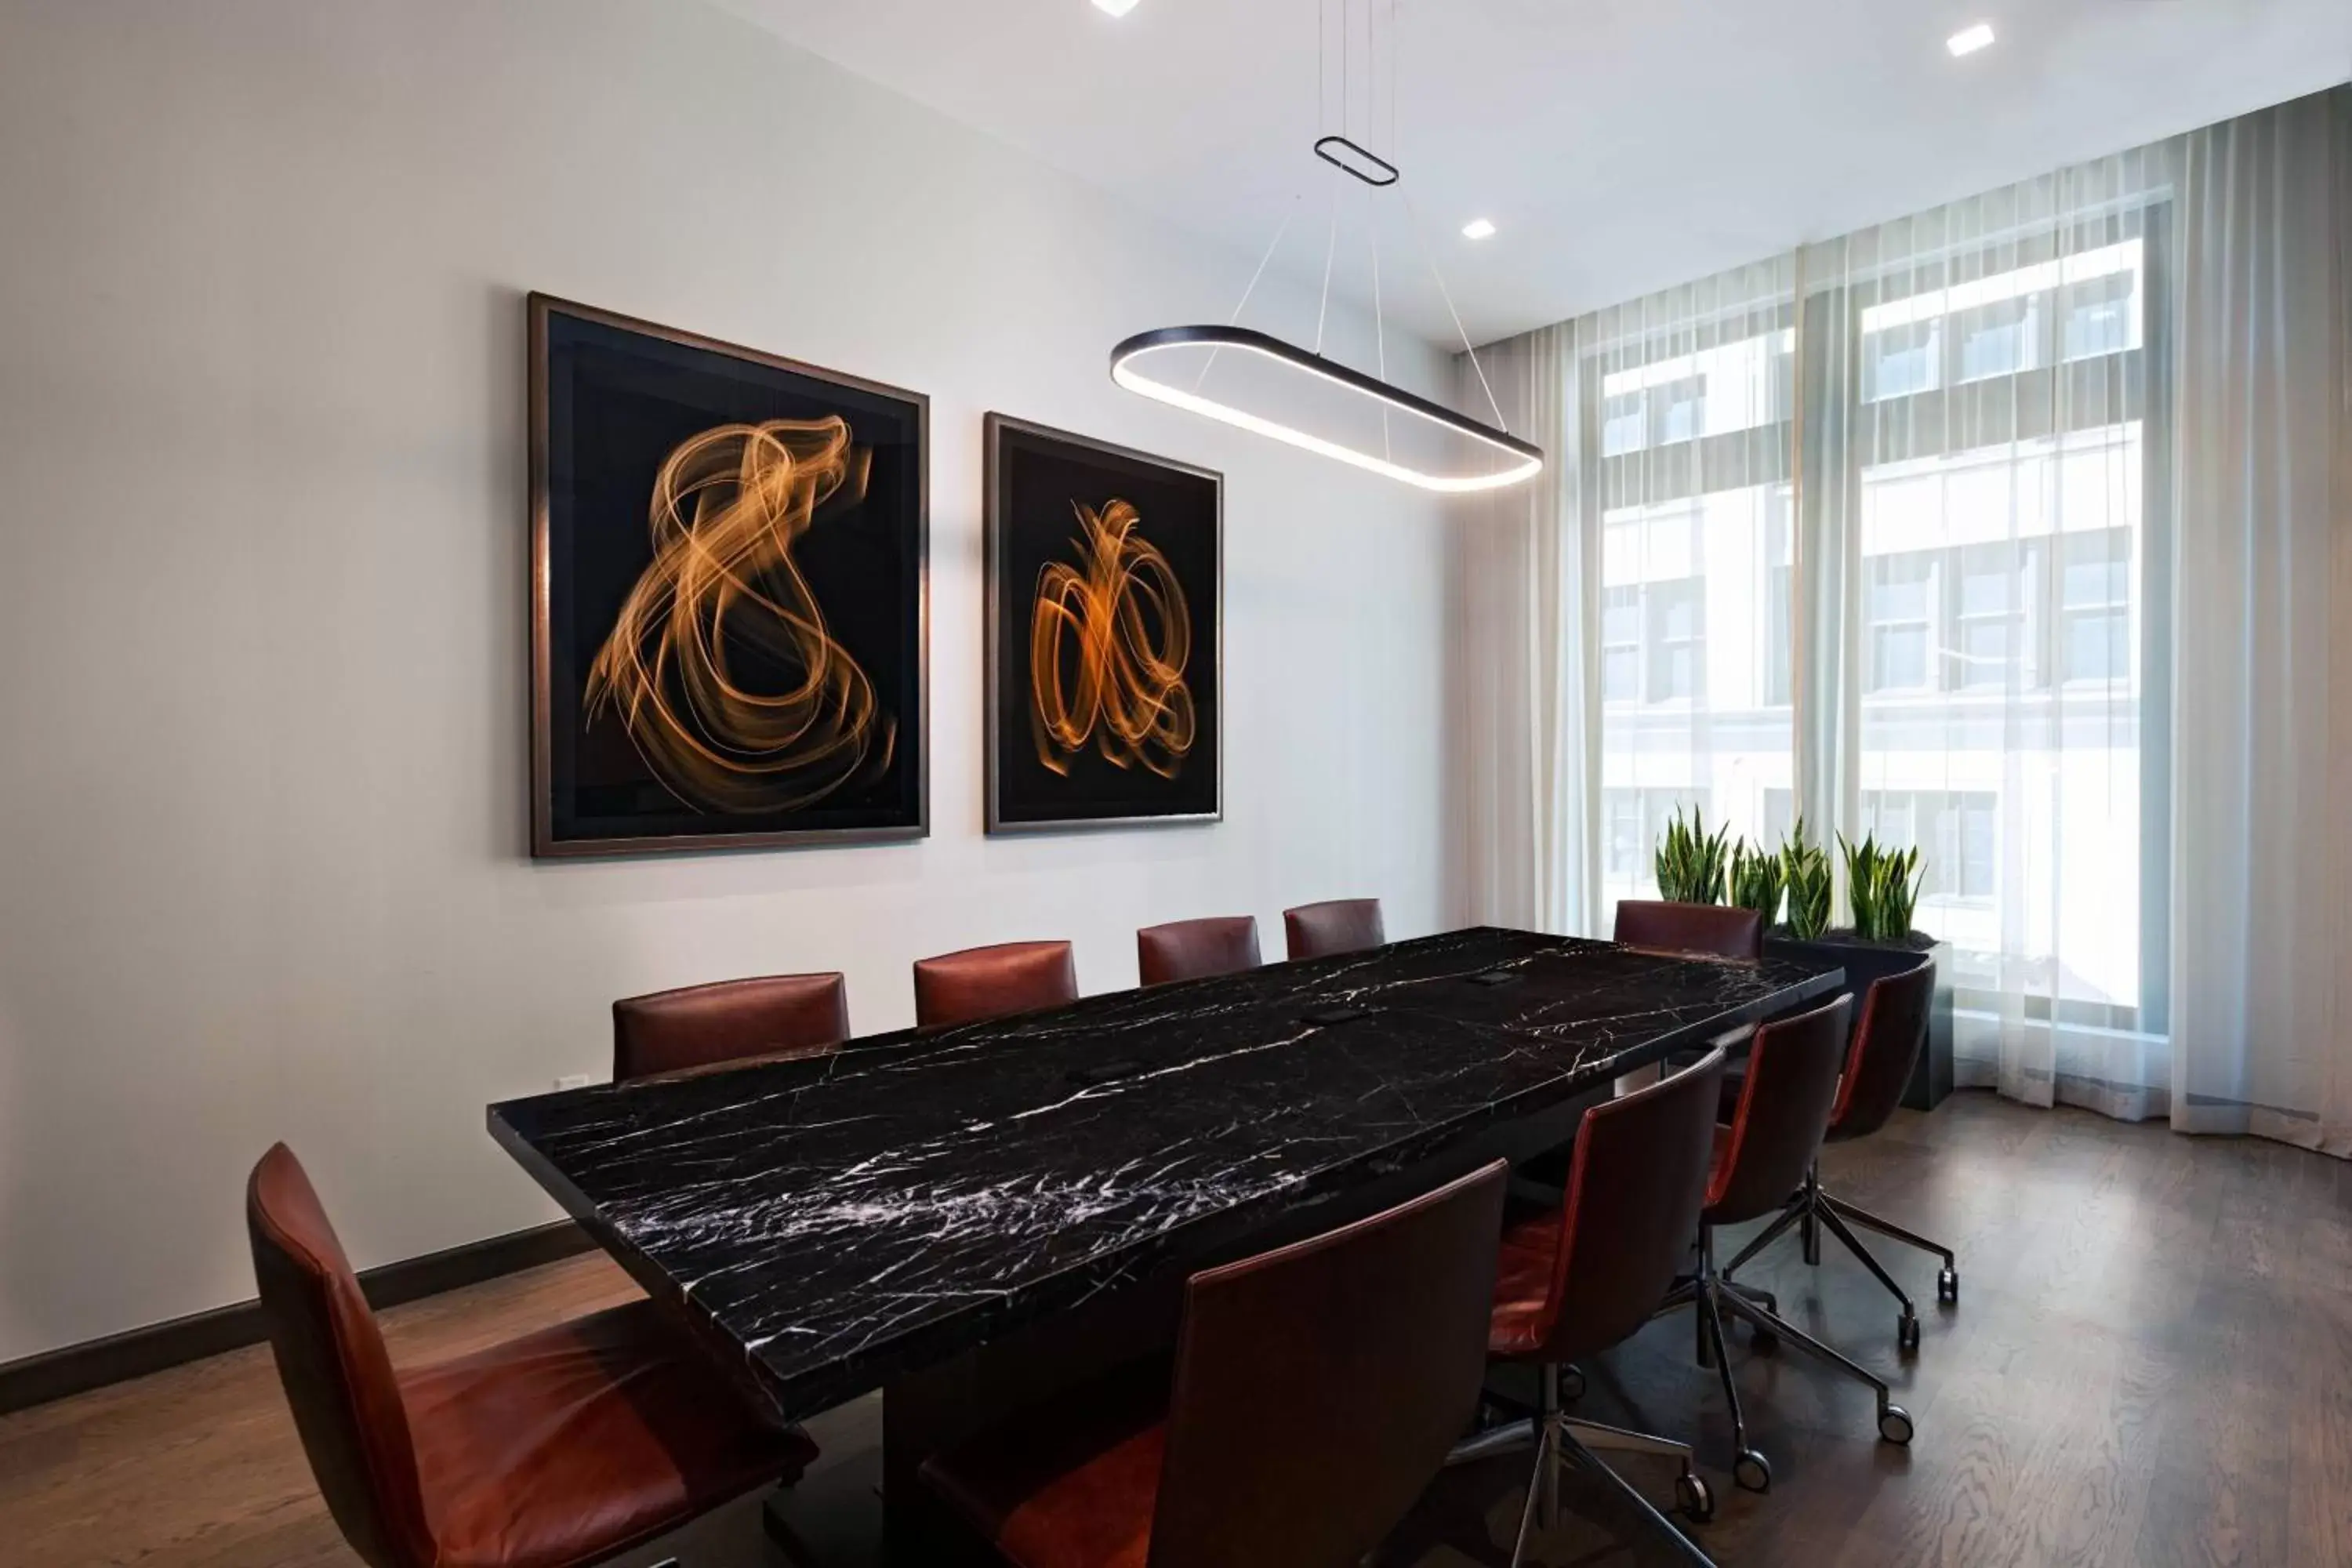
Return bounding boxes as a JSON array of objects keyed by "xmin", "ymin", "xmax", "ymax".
[
  {"xmin": 1707, "ymin": 994, "xmax": 1852, "ymax": 1224},
  {"xmin": 1613, "ymin": 899, "xmax": 1763, "ymax": 961},
  {"xmin": 245, "ymin": 1144, "xmax": 434, "ymax": 1568},
  {"xmin": 1523, "ymin": 1050, "xmax": 1727, "ymax": 1364},
  {"xmin": 913, "ymin": 940, "xmax": 1078, "ymax": 1029},
  {"xmin": 1138, "ymin": 916, "xmax": 1263, "ymax": 986},
  {"xmin": 1282, "ymin": 898, "xmax": 1386, "ymax": 960},
  {"xmin": 1831, "ymin": 956, "xmax": 1935, "ymax": 1140},
  {"xmin": 612, "ymin": 972, "xmax": 850, "ymax": 1081},
  {"xmin": 1148, "ymin": 1160, "xmax": 1507, "ymax": 1568}
]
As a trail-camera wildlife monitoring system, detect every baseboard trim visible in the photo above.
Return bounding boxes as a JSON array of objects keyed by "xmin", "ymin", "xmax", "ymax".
[{"xmin": 0, "ymin": 1219, "xmax": 593, "ymax": 1417}]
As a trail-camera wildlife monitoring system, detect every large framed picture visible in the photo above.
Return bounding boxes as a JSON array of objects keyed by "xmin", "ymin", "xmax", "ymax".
[
  {"xmin": 530, "ymin": 295, "xmax": 927, "ymax": 857},
  {"xmin": 985, "ymin": 413, "xmax": 1221, "ymax": 833}
]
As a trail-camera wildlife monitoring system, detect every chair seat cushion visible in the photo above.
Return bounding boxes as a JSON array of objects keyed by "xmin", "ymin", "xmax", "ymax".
[
  {"xmin": 1487, "ymin": 1209, "xmax": 1563, "ymax": 1359},
  {"xmin": 397, "ymin": 1300, "xmax": 815, "ymax": 1568},
  {"xmin": 919, "ymin": 1361, "xmax": 1168, "ymax": 1568}
]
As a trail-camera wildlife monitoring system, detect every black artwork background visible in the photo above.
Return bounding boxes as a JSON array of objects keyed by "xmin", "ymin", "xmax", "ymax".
[
  {"xmin": 989, "ymin": 418, "xmax": 1220, "ymax": 829},
  {"xmin": 539, "ymin": 304, "xmax": 924, "ymax": 849}
]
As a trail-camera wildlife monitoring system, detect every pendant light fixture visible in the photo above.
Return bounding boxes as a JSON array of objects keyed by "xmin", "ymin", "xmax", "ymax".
[{"xmin": 1109, "ymin": 0, "xmax": 1540, "ymax": 492}]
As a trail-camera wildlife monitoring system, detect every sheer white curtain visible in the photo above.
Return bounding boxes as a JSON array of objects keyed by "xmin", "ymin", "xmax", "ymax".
[
  {"xmin": 1461, "ymin": 83, "xmax": 2352, "ymax": 1153},
  {"xmin": 1799, "ymin": 147, "xmax": 2173, "ymax": 1118},
  {"xmin": 1584, "ymin": 261, "xmax": 1798, "ymax": 923},
  {"xmin": 2170, "ymin": 87, "xmax": 2352, "ymax": 1152},
  {"xmin": 1450, "ymin": 321, "xmax": 1592, "ymax": 935}
]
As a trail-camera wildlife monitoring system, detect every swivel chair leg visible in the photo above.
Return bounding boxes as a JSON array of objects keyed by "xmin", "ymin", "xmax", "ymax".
[
  {"xmin": 1823, "ymin": 1192, "xmax": 1960, "ymax": 1302},
  {"xmin": 1714, "ymin": 1285, "xmax": 1915, "ymax": 1446},
  {"xmin": 1817, "ymin": 1202, "xmax": 1922, "ymax": 1350}
]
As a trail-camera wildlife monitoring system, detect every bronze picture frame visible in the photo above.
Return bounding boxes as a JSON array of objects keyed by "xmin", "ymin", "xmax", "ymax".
[
  {"xmin": 530, "ymin": 294, "xmax": 929, "ymax": 857},
  {"xmin": 984, "ymin": 412, "xmax": 1222, "ymax": 834}
]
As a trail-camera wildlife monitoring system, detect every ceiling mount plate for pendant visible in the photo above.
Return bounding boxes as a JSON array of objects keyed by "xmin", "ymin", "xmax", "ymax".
[
  {"xmin": 1110, "ymin": 325, "xmax": 1543, "ymax": 494},
  {"xmin": 1312, "ymin": 135, "xmax": 1399, "ymax": 187}
]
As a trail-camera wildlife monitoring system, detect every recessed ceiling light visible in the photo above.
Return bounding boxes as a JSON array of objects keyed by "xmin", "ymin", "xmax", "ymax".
[
  {"xmin": 1092, "ymin": 0, "xmax": 1141, "ymax": 16},
  {"xmin": 1461, "ymin": 218, "xmax": 1497, "ymax": 241},
  {"xmin": 1947, "ymin": 22, "xmax": 1995, "ymax": 56}
]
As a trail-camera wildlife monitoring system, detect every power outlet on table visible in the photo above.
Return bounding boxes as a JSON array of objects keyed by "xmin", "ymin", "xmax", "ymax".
[{"xmin": 553, "ymin": 1073, "xmax": 595, "ymax": 1091}]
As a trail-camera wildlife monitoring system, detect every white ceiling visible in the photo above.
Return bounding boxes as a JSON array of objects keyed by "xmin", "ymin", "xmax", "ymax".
[{"xmin": 714, "ymin": 0, "xmax": 2352, "ymax": 347}]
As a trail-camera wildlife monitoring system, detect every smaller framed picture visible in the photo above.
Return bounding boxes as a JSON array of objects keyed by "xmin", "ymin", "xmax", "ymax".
[{"xmin": 985, "ymin": 414, "xmax": 1222, "ymax": 833}]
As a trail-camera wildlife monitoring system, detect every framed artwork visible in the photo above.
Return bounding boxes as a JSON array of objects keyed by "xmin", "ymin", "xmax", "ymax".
[
  {"xmin": 985, "ymin": 413, "xmax": 1221, "ymax": 833},
  {"xmin": 529, "ymin": 295, "xmax": 927, "ymax": 857}
]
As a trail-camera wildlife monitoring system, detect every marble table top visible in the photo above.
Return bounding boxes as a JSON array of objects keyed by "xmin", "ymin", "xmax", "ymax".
[{"xmin": 489, "ymin": 927, "xmax": 1841, "ymax": 1421}]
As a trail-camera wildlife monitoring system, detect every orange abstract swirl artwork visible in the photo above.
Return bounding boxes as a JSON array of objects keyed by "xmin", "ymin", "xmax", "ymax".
[
  {"xmin": 1029, "ymin": 498, "xmax": 1196, "ymax": 778},
  {"xmin": 585, "ymin": 416, "xmax": 895, "ymax": 815}
]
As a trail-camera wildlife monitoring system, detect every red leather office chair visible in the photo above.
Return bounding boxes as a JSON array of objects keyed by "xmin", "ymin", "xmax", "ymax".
[
  {"xmin": 1721, "ymin": 956, "xmax": 1955, "ymax": 1348},
  {"xmin": 1137, "ymin": 916, "xmax": 1263, "ymax": 985},
  {"xmin": 612, "ymin": 973, "xmax": 850, "ymax": 1081},
  {"xmin": 1450, "ymin": 1050, "xmax": 1730, "ymax": 1566},
  {"xmin": 1283, "ymin": 898, "xmax": 1386, "ymax": 960},
  {"xmin": 913, "ymin": 941, "xmax": 1079, "ymax": 1029},
  {"xmin": 1654, "ymin": 995, "xmax": 1911, "ymax": 1494},
  {"xmin": 1613, "ymin": 900, "xmax": 1763, "ymax": 961},
  {"xmin": 920, "ymin": 1160, "xmax": 1507, "ymax": 1568},
  {"xmin": 246, "ymin": 1144, "xmax": 813, "ymax": 1568}
]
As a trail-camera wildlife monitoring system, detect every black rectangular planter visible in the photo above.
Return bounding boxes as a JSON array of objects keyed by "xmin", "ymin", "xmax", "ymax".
[{"xmin": 1762, "ymin": 931, "xmax": 1954, "ymax": 1112}]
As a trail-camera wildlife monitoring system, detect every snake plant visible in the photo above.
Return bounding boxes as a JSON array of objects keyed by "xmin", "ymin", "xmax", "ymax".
[
  {"xmin": 1781, "ymin": 818, "xmax": 1833, "ymax": 939},
  {"xmin": 1654, "ymin": 804, "xmax": 1730, "ymax": 905},
  {"xmin": 1841, "ymin": 832, "xmax": 1926, "ymax": 942},
  {"xmin": 1729, "ymin": 837, "xmax": 1787, "ymax": 926}
]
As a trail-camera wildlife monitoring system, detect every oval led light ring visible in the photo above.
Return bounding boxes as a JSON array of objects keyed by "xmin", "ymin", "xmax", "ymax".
[{"xmin": 1109, "ymin": 325, "xmax": 1544, "ymax": 495}]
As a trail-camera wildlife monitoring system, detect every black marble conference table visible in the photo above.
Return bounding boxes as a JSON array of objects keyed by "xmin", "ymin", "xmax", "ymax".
[{"xmin": 489, "ymin": 927, "xmax": 1840, "ymax": 1560}]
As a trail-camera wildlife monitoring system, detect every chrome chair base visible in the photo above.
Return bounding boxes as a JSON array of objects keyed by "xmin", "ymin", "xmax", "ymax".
[
  {"xmin": 1719, "ymin": 1165, "xmax": 1960, "ymax": 1352},
  {"xmin": 1657, "ymin": 1225, "xmax": 1915, "ymax": 1488},
  {"xmin": 1450, "ymin": 1364, "xmax": 1716, "ymax": 1567}
]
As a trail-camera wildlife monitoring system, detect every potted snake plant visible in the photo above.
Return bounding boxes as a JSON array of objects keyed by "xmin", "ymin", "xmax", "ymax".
[{"xmin": 1761, "ymin": 821, "xmax": 1954, "ymax": 1111}]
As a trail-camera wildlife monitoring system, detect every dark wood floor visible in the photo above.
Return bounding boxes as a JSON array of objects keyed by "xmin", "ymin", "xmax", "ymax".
[{"xmin": 4, "ymin": 1092, "xmax": 2348, "ymax": 1568}]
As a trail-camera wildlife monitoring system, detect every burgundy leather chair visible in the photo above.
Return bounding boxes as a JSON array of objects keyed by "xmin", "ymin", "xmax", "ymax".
[
  {"xmin": 1136, "ymin": 916, "xmax": 1262, "ymax": 986},
  {"xmin": 246, "ymin": 1143, "xmax": 814, "ymax": 1568},
  {"xmin": 612, "ymin": 972, "xmax": 850, "ymax": 1081},
  {"xmin": 920, "ymin": 1160, "xmax": 1508, "ymax": 1568},
  {"xmin": 1282, "ymin": 898, "xmax": 1386, "ymax": 960},
  {"xmin": 1450, "ymin": 1051, "xmax": 1730, "ymax": 1565},
  {"xmin": 1721, "ymin": 956, "xmax": 1956, "ymax": 1344},
  {"xmin": 1654, "ymin": 994, "xmax": 1912, "ymax": 1494},
  {"xmin": 913, "ymin": 940, "xmax": 1079, "ymax": 1029},
  {"xmin": 1613, "ymin": 900, "xmax": 1763, "ymax": 961}
]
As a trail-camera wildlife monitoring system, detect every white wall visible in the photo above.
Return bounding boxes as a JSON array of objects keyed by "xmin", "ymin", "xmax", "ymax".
[{"xmin": 0, "ymin": 0, "xmax": 1454, "ymax": 1362}]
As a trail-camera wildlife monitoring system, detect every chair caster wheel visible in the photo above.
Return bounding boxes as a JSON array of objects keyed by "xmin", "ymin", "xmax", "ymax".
[
  {"xmin": 1748, "ymin": 1325, "xmax": 1779, "ymax": 1355},
  {"xmin": 1878, "ymin": 1403, "xmax": 1915, "ymax": 1445},
  {"xmin": 1733, "ymin": 1450, "xmax": 1772, "ymax": 1493},
  {"xmin": 1675, "ymin": 1468, "xmax": 1716, "ymax": 1523},
  {"xmin": 1898, "ymin": 1312, "xmax": 1921, "ymax": 1353},
  {"xmin": 1938, "ymin": 1267, "xmax": 1958, "ymax": 1305},
  {"xmin": 1561, "ymin": 1366, "xmax": 1587, "ymax": 1402}
]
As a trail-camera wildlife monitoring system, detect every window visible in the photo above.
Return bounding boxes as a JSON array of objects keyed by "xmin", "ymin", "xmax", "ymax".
[
  {"xmin": 1654, "ymin": 376, "xmax": 1706, "ymax": 445},
  {"xmin": 1603, "ymin": 790, "xmax": 1642, "ymax": 877},
  {"xmin": 2062, "ymin": 270, "xmax": 2135, "ymax": 361},
  {"xmin": 1956, "ymin": 294, "xmax": 2042, "ymax": 383},
  {"xmin": 1850, "ymin": 232, "xmax": 2161, "ymax": 1019},
  {"xmin": 1600, "ymin": 586, "xmax": 1640, "ymax": 703},
  {"xmin": 1867, "ymin": 554, "xmax": 1935, "ymax": 691},
  {"xmin": 2061, "ymin": 529, "xmax": 2131, "ymax": 682},
  {"xmin": 1589, "ymin": 282, "xmax": 1798, "ymax": 927},
  {"xmin": 1862, "ymin": 790, "xmax": 1998, "ymax": 899},
  {"xmin": 1953, "ymin": 540, "xmax": 2037, "ymax": 688},
  {"xmin": 1864, "ymin": 319, "xmax": 1941, "ymax": 401},
  {"xmin": 1602, "ymin": 392, "xmax": 1646, "ymax": 456},
  {"xmin": 1646, "ymin": 579, "xmax": 1705, "ymax": 702}
]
